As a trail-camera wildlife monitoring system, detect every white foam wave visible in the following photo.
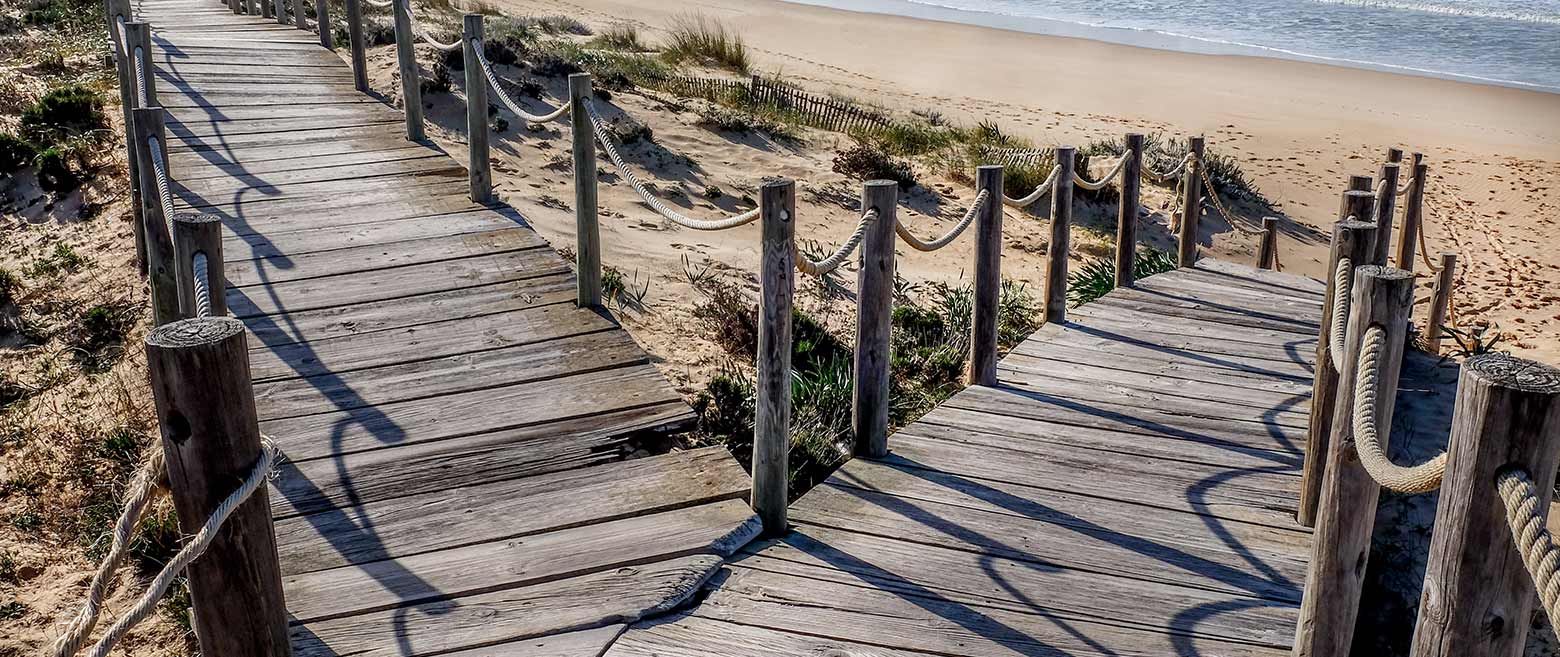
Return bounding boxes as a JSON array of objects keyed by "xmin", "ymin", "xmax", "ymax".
[{"xmin": 1307, "ymin": 0, "xmax": 1560, "ymax": 25}]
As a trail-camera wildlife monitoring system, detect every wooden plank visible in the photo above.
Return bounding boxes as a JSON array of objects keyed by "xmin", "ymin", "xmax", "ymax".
[
  {"xmin": 283, "ymin": 500, "xmax": 760, "ymax": 624},
  {"xmin": 274, "ymin": 447, "xmax": 748, "ymax": 574},
  {"xmin": 165, "ymin": 123, "xmax": 405, "ymax": 152},
  {"xmin": 214, "ymin": 193, "xmax": 484, "ymax": 238},
  {"xmin": 992, "ymin": 361, "xmax": 1311, "ymax": 426},
  {"xmin": 452, "ymin": 625, "xmax": 626, "ymax": 657},
  {"xmin": 178, "ymin": 171, "xmax": 468, "ymax": 212},
  {"xmin": 291, "ymin": 555, "xmax": 725, "ymax": 657},
  {"xmin": 243, "ymin": 275, "xmax": 577, "ymax": 357},
  {"xmin": 608, "ymin": 615, "xmax": 940, "ymax": 657},
  {"xmin": 224, "ymin": 207, "xmax": 524, "ymax": 260},
  {"xmin": 179, "ymin": 179, "xmax": 474, "ymax": 218},
  {"xmin": 225, "ymin": 228, "xmax": 545, "ymax": 287},
  {"xmin": 272, "ymin": 401, "xmax": 693, "ymax": 517},
  {"xmin": 170, "ymin": 114, "xmax": 401, "ymax": 140},
  {"xmin": 260, "ymin": 364, "xmax": 683, "ymax": 460},
  {"xmin": 227, "ymin": 247, "xmax": 563, "ymax": 318},
  {"xmin": 177, "ymin": 147, "xmax": 438, "ymax": 182}
]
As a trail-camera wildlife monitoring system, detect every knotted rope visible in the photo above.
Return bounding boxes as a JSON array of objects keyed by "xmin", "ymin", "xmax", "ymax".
[
  {"xmin": 52, "ymin": 441, "xmax": 282, "ymax": 657},
  {"xmin": 585, "ymin": 100, "xmax": 759, "ymax": 231},
  {"xmin": 1350, "ymin": 324, "xmax": 1446, "ymax": 493},
  {"xmin": 1071, "ymin": 154, "xmax": 1130, "ymax": 191},
  {"xmin": 897, "ymin": 189, "xmax": 986, "ymax": 252},
  {"xmin": 795, "ymin": 209, "xmax": 876, "ymax": 277},
  {"xmin": 1000, "ymin": 166, "xmax": 1060, "ymax": 208},
  {"xmin": 1329, "ymin": 256, "xmax": 1353, "ymax": 371},
  {"xmin": 1496, "ymin": 467, "xmax": 1560, "ymax": 637},
  {"xmin": 473, "ymin": 40, "xmax": 570, "ymax": 124},
  {"xmin": 191, "ymin": 251, "xmax": 213, "ymax": 318}
]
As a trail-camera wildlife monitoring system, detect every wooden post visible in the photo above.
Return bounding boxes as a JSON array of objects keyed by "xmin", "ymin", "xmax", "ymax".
[
  {"xmin": 753, "ymin": 180, "xmax": 795, "ymax": 538},
  {"xmin": 1295, "ymin": 265, "xmax": 1415, "ymax": 657},
  {"xmin": 1115, "ymin": 133, "xmax": 1144, "ymax": 288},
  {"xmin": 260, "ymin": 0, "xmax": 273, "ymax": 20},
  {"xmin": 146, "ymin": 318, "xmax": 289, "ymax": 657},
  {"xmin": 853, "ymin": 180, "xmax": 897, "ymax": 458},
  {"xmin": 1395, "ymin": 155, "xmax": 1427, "ymax": 272},
  {"xmin": 1425, "ymin": 252, "xmax": 1457, "ymax": 353},
  {"xmin": 344, "ymin": 0, "xmax": 367, "ymax": 92},
  {"xmin": 968, "ymin": 165, "xmax": 1005, "ymax": 386},
  {"xmin": 1043, "ymin": 150, "xmax": 1073, "ymax": 325},
  {"xmin": 315, "ymin": 0, "xmax": 333, "ymax": 48},
  {"xmin": 1373, "ymin": 162, "xmax": 1401, "ymax": 266},
  {"xmin": 125, "ymin": 22, "xmax": 157, "ymax": 107},
  {"xmin": 173, "ymin": 212, "xmax": 226, "ymax": 318},
  {"xmin": 463, "ymin": 14, "xmax": 491, "ymax": 204},
  {"xmin": 132, "ymin": 107, "xmax": 180, "ymax": 327},
  {"xmin": 391, "ymin": 0, "xmax": 424, "ymax": 141},
  {"xmin": 104, "ymin": 0, "xmax": 146, "ymax": 271},
  {"xmin": 1177, "ymin": 136, "xmax": 1205, "ymax": 267},
  {"xmin": 1298, "ymin": 216, "xmax": 1377, "ymax": 527},
  {"xmin": 568, "ymin": 73, "xmax": 600, "ymax": 308},
  {"xmin": 1339, "ymin": 175, "xmax": 1372, "ymax": 218},
  {"xmin": 1256, "ymin": 216, "xmax": 1280, "ymax": 270},
  {"xmin": 1408, "ymin": 354, "xmax": 1560, "ymax": 657}
]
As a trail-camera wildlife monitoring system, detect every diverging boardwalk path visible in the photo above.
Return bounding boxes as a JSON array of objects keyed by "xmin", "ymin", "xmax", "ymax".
[{"xmin": 135, "ymin": 0, "xmax": 759, "ymax": 654}]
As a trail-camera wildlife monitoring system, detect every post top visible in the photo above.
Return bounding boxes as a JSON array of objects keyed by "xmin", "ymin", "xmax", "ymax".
[
  {"xmin": 863, "ymin": 179, "xmax": 899, "ymax": 189},
  {"xmin": 1337, "ymin": 218, "xmax": 1375, "ymax": 231},
  {"xmin": 1262, "ymin": 216, "xmax": 1281, "ymax": 227},
  {"xmin": 147, "ymin": 316, "xmax": 245, "ymax": 349},
  {"xmin": 760, "ymin": 178, "xmax": 795, "ymax": 191},
  {"xmin": 976, "ymin": 164, "xmax": 1004, "ymax": 172},
  {"xmin": 1355, "ymin": 264, "xmax": 1413, "ymax": 282},
  {"xmin": 1344, "ymin": 189, "xmax": 1375, "ymax": 199},
  {"xmin": 1466, "ymin": 352, "xmax": 1560, "ymax": 394},
  {"xmin": 173, "ymin": 211, "xmax": 223, "ymax": 225}
]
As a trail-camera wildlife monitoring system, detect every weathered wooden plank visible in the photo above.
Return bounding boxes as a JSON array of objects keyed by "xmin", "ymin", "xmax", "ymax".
[
  {"xmin": 215, "ymin": 193, "xmax": 484, "ymax": 238},
  {"xmin": 292, "ymin": 555, "xmax": 724, "ymax": 657},
  {"xmin": 178, "ymin": 172, "xmax": 468, "ymax": 212},
  {"xmin": 993, "ymin": 361, "xmax": 1311, "ymax": 425},
  {"xmin": 607, "ymin": 615, "xmax": 939, "ymax": 657},
  {"xmin": 170, "ymin": 114, "xmax": 401, "ymax": 140},
  {"xmin": 274, "ymin": 447, "xmax": 748, "ymax": 574},
  {"xmin": 271, "ymin": 401, "xmax": 693, "ymax": 518},
  {"xmin": 224, "ymin": 208, "xmax": 523, "ymax": 261},
  {"xmin": 226, "ymin": 228, "xmax": 544, "ymax": 287},
  {"xmin": 284, "ymin": 500, "xmax": 760, "ymax": 624},
  {"xmin": 178, "ymin": 147, "xmax": 438, "ymax": 182},
  {"xmin": 452, "ymin": 625, "xmax": 626, "ymax": 657}
]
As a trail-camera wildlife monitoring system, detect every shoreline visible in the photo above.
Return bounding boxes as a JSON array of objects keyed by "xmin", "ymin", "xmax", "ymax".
[{"xmin": 783, "ymin": 0, "xmax": 1560, "ymax": 96}]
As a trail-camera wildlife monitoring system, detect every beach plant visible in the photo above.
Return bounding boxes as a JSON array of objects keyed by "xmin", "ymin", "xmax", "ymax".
[
  {"xmin": 0, "ymin": 133, "xmax": 36, "ymax": 173},
  {"xmin": 20, "ymin": 84, "xmax": 106, "ymax": 148},
  {"xmin": 661, "ymin": 13, "xmax": 750, "ymax": 74},
  {"xmin": 1067, "ymin": 247, "xmax": 1178, "ymax": 307},
  {"xmin": 832, "ymin": 140, "xmax": 917, "ymax": 190},
  {"xmin": 593, "ymin": 23, "xmax": 646, "ymax": 51},
  {"xmin": 1439, "ymin": 322, "xmax": 1505, "ymax": 359}
]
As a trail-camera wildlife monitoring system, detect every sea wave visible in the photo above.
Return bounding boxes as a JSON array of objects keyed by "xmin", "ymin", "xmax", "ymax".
[{"xmin": 1306, "ymin": 0, "xmax": 1560, "ymax": 25}]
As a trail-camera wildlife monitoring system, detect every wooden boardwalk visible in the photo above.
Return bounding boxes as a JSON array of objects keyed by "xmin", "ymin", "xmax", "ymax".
[
  {"xmin": 137, "ymin": 1, "xmax": 759, "ymax": 654},
  {"xmin": 611, "ymin": 260, "xmax": 1322, "ymax": 657}
]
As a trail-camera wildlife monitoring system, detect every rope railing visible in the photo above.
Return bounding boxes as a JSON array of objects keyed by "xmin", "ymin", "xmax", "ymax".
[
  {"xmin": 584, "ymin": 99, "xmax": 760, "ymax": 231},
  {"xmin": 146, "ymin": 136, "xmax": 177, "ymax": 234},
  {"xmin": 1071, "ymin": 154, "xmax": 1130, "ymax": 191},
  {"xmin": 191, "ymin": 251, "xmax": 214, "ymax": 318},
  {"xmin": 403, "ymin": 0, "xmax": 461, "ymax": 51},
  {"xmin": 795, "ymin": 208, "xmax": 876, "ymax": 277},
  {"xmin": 1328, "ymin": 256, "xmax": 1353, "ymax": 371},
  {"xmin": 473, "ymin": 39, "xmax": 570, "ymax": 124},
  {"xmin": 897, "ymin": 189, "xmax": 986, "ymax": 251},
  {"xmin": 1196, "ymin": 162, "xmax": 1267, "ymax": 237},
  {"xmin": 1143, "ymin": 152, "xmax": 1193, "ymax": 184},
  {"xmin": 1350, "ymin": 324, "xmax": 1447, "ymax": 493},
  {"xmin": 1496, "ymin": 467, "xmax": 1560, "ymax": 637},
  {"xmin": 132, "ymin": 46, "xmax": 149, "ymax": 107},
  {"xmin": 1000, "ymin": 166, "xmax": 1060, "ymax": 208},
  {"xmin": 52, "ymin": 441, "xmax": 281, "ymax": 657}
]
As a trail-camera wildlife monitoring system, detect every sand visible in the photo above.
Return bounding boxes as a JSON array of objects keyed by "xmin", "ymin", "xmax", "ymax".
[{"xmin": 473, "ymin": 0, "xmax": 1560, "ymax": 367}]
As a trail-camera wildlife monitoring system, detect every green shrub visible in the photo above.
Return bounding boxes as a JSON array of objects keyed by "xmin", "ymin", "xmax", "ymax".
[
  {"xmin": 661, "ymin": 13, "xmax": 750, "ymax": 74},
  {"xmin": 34, "ymin": 147, "xmax": 80, "ymax": 194},
  {"xmin": 0, "ymin": 134, "xmax": 36, "ymax": 172},
  {"xmin": 832, "ymin": 140, "xmax": 916, "ymax": 190},
  {"xmin": 69, "ymin": 302, "xmax": 136, "ymax": 372},
  {"xmin": 593, "ymin": 23, "xmax": 644, "ymax": 51},
  {"xmin": 1067, "ymin": 247, "xmax": 1177, "ymax": 307},
  {"xmin": 20, "ymin": 85, "xmax": 106, "ymax": 147},
  {"xmin": 524, "ymin": 14, "xmax": 590, "ymax": 36},
  {"xmin": 694, "ymin": 104, "xmax": 797, "ymax": 142},
  {"xmin": 21, "ymin": 0, "xmax": 98, "ymax": 28},
  {"xmin": 26, "ymin": 242, "xmax": 85, "ymax": 278},
  {"xmin": 531, "ymin": 51, "xmax": 582, "ymax": 78}
]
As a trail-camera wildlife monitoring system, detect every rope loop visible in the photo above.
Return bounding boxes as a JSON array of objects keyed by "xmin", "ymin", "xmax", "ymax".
[
  {"xmin": 1196, "ymin": 164, "xmax": 1267, "ymax": 237},
  {"xmin": 1496, "ymin": 467, "xmax": 1560, "ymax": 638},
  {"xmin": 402, "ymin": 0, "xmax": 462, "ymax": 51},
  {"xmin": 1350, "ymin": 324, "xmax": 1446, "ymax": 494},
  {"xmin": 1071, "ymin": 154, "xmax": 1130, "ymax": 191},
  {"xmin": 1328, "ymin": 256, "xmax": 1353, "ymax": 371},
  {"xmin": 472, "ymin": 39, "xmax": 569, "ymax": 124},
  {"xmin": 585, "ymin": 100, "xmax": 759, "ymax": 231},
  {"xmin": 191, "ymin": 251, "xmax": 213, "ymax": 318},
  {"xmin": 898, "ymin": 189, "xmax": 986, "ymax": 251},
  {"xmin": 1000, "ymin": 165, "xmax": 1060, "ymax": 208},
  {"xmin": 796, "ymin": 209, "xmax": 877, "ymax": 277}
]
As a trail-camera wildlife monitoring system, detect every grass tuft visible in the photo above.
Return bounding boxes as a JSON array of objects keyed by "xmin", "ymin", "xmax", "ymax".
[
  {"xmin": 661, "ymin": 13, "xmax": 750, "ymax": 74},
  {"xmin": 592, "ymin": 23, "xmax": 646, "ymax": 51},
  {"xmin": 1066, "ymin": 247, "xmax": 1177, "ymax": 307}
]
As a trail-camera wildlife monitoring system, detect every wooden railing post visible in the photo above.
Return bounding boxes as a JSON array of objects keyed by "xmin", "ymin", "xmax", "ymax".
[
  {"xmin": 391, "ymin": 0, "xmax": 424, "ymax": 141},
  {"xmin": 1395, "ymin": 154, "xmax": 1427, "ymax": 271},
  {"xmin": 125, "ymin": 21, "xmax": 157, "ymax": 106},
  {"xmin": 1295, "ymin": 265, "xmax": 1415, "ymax": 657},
  {"xmin": 1409, "ymin": 354, "xmax": 1560, "ymax": 657},
  {"xmin": 344, "ymin": 0, "xmax": 367, "ymax": 92},
  {"xmin": 146, "ymin": 318, "xmax": 289, "ymax": 657},
  {"xmin": 969, "ymin": 165, "xmax": 1005, "ymax": 386},
  {"xmin": 1256, "ymin": 216, "xmax": 1280, "ymax": 270},
  {"xmin": 1373, "ymin": 161, "xmax": 1401, "ymax": 266},
  {"xmin": 104, "ymin": 0, "xmax": 146, "ymax": 271},
  {"xmin": 132, "ymin": 106, "xmax": 180, "ymax": 327},
  {"xmin": 1043, "ymin": 149, "xmax": 1073, "ymax": 325},
  {"xmin": 1339, "ymin": 175, "xmax": 1372, "ymax": 218},
  {"xmin": 568, "ymin": 73, "xmax": 600, "ymax": 308},
  {"xmin": 462, "ymin": 14, "xmax": 491, "ymax": 204},
  {"xmin": 1177, "ymin": 136, "xmax": 1205, "ymax": 267},
  {"xmin": 853, "ymin": 180, "xmax": 897, "ymax": 458},
  {"xmin": 315, "ymin": 0, "xmax": 333, "ymax": 48},
  {"xmin": 1425, "ymin": 252, "xmax": 1457, "ymax": 353},
  {"xmin": 1298, "ymin": 213, "xmax": 1377, "ymax": 527},
  {"xmin": 753, "ymin": 180, "xmax": 795, "ymax": 538},
  {"xmin": 1114, "ymin": 133, "xmax": 1143, "ymax": 288},
  {"xmin": 172, "ymin": 212, "xmax": 226, "ymax": 318}
]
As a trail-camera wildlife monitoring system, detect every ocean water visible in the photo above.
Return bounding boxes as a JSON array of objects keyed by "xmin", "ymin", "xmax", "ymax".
[{"xmin": 787, "ymin": 0, "xmax": 1560, "ymax": 93}]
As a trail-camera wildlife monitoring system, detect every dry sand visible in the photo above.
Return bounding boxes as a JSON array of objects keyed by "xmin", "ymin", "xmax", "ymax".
[{"xmin": 470, "ymin": 0, "xmax": 1560, "ymax": 369}]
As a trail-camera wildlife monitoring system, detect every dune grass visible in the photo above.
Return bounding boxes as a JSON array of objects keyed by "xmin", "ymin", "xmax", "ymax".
[{"xmin": 661, "ymin": 13, "xmax": 751, "ymax": 74}]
